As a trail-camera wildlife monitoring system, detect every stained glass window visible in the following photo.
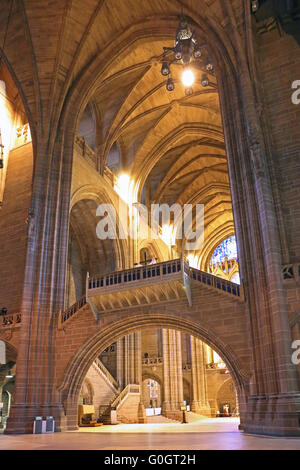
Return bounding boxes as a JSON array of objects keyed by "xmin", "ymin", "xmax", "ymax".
[
  {"xmin": 210, "ymin": 236, "xmax": 238, "ymax": 265},
  {"xmin": 231, "ymin": 272, "xmax": 240, "ymax": 285}
]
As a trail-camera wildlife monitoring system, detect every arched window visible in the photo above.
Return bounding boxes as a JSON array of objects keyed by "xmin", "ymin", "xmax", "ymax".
[
  {"xmin": 210, "ymin": 236, "xmax": 238, "ymax": 265},
  {"xmin": 209, "ymin": 236, "xmax": 240, "ymax": 284},
  {"xmin": 231, "ymin": 272, "xmax": 241, "ymax": 285}
]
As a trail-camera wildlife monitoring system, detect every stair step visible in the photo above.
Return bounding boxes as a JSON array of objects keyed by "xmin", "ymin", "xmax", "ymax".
[{"xmin": 146, "ymin": 415, "xmax": 180, "ymax": 424}]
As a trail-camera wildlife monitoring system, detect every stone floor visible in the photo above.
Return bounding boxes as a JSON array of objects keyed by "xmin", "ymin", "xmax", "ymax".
[{"xmin": 0, "ymin": 418, "xmax": 300, "ymax": 450}]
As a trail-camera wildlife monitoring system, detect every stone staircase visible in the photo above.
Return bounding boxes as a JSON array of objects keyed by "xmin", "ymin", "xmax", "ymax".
[
  {"xmin": 186, "ymin": 411, "xmax": 208, "ymax": 423},
  {"xmin": 92, "ymin": 357, "xmax": 119, "ymax": 394},
  {"xmin": 146, "ymin": 414, "xmax": 181, "ymax": 424},
  {"xmin": 100, "ymin": 384, "xmax": 143, "ymax": 424}
]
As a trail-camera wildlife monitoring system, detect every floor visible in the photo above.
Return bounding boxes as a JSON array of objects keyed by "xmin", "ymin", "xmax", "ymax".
[{"xmin": 0, "ymin": 418, "xmax": 300, "ymax": 450}]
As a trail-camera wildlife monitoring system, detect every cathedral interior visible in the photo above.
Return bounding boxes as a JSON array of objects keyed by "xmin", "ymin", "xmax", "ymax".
[{"xmin": 0, "ymin": 0, "xmax": 300, "ymax": 450}]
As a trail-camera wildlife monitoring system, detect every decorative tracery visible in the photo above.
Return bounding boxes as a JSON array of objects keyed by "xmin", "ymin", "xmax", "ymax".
[{"xmin": 209, "ymin": 236, "xmax": 240, "ymax": 284}]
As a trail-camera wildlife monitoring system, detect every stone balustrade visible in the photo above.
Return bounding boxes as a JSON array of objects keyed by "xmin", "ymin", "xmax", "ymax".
[
  {"xmin": 190, "ymin": 267, "xmax": 242, "ymax": 298},
  {"xmin": 142, "ymin": 357, "xmax": 163, "ymax": 366},
  {"xmin": 87, "ymin": 259, "xmax": 182, "ymax": 292},
  {"xmin": 110, "ymin": 384, "xmax": 140, "ymax": 410},
  {"xmin": 60, "ymin": 296, "xmax": 87, "ymax": 325},
  {"xmin": 59, "ymin": 258, "xmax": 243, "ymax": 325},
  {"xmin": 93, "ymin": 357, "xmax": 119, "ymax": 390}
]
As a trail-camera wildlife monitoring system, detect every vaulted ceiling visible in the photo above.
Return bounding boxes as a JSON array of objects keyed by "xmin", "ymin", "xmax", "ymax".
[
  {"xmin": 0, "ymin": 0, "xmax": 245, "ymax": 264},
  {"xmin": 82, "ymin": 33, "xmax": 234, "ymax": 262}
]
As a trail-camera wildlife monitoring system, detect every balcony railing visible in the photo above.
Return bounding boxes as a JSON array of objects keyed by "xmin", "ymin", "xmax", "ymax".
[
  {"xmin": 190, "ymin": 267, "xmax": 241, "ymax": 297},
  {"xmin": 61, "ymin": 296, "xmax": 87, "ymax": 324},
  {"xmin": 60, "ymin": 258, "xmax": 243, "ymax": 326},
  {"xmin": 142, "ymin": 357, "xmax": 163, "ymax": 366},
  {"xmin": 87, "ymin": 259, "xmax": 182, "ymax": 292}
]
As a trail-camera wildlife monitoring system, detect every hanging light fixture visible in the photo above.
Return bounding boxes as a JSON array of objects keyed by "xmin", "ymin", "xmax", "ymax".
[{"xmin": 161, "ymin": 0, "xmax": 213, "ymax": 94}]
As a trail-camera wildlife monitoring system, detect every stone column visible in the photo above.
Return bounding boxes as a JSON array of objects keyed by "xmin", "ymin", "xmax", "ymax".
[
  {"xmin": 116, "ymin": 339, "xmax": 124, "ymax": 390},
  {"xmin": 191, "ymin": 336, "xmax": 211, "ymax": 416},
  {"xmin": 162, "ymin": 329, "xmax": 184, "ymax": 419},
  {"xmin": 123, "ymin": 332, "xmax": 142, "ymax": 386},
  {"xmin": 118, "ymin": 332, "xmax": 145, "ymax": 423}
]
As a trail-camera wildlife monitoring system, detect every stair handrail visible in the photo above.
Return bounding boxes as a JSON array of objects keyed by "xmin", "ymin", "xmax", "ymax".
[
  {"xmin": 60, "ymin": 296, "xmax": 87, "ymax": 325},
  {"xmin": 110, "ymin": 384, "xmax": 140, "ymax": 410},
  {"xmin": 93, "ymin": 357, "xmax": 119, "ymax": 391}
]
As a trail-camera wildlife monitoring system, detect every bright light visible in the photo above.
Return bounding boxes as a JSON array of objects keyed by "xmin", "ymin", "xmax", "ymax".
[
  {"xmin": 187, "ymin": 253, "xmax": 199, "ymax": 269},
  {"xmin": 118, "ymin": 173, "xmax": 130, "ymax": 190},
  {"xmin": 114, "ymin": 173, "xmax": 133, "ymax": 204},
  {"xmin": 182, "ymin": 69, "xmax": 195, "ymax": 88},
  {"xmin": 0, "ymin": 81, "xmax": 14, "ymax": 151},
  {"xmin": 161, "ymin": 224, "xmax": 176, "ymax": 247},
  {"xmin": 213, "ymin": 351, "xmax": 222, "ymax": 363}
]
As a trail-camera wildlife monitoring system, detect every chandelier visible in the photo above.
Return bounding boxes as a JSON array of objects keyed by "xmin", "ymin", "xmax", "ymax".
[{"xmin": 161, "ymin": 1, "xmax": 213, "ymax": 95}]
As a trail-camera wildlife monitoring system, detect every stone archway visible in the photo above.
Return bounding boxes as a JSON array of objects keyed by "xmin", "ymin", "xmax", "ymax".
[{"xmin": 57, "ymin": 312, "xmax": 250, "ymax": 431}]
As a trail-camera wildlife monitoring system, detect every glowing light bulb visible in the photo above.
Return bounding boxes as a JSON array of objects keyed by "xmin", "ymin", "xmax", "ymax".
[{"xmin": 182, "ymin": 69, "xmax": 195, "ymax": 88}]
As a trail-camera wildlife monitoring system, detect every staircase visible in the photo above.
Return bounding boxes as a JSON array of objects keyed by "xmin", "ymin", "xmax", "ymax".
[
  {"xmin": 146, "ymin": 415, "xmax": 180, "ymax": 424},
  {"xmin": 186, "ymin": 412, "xmax": 208, "ymax": 423},
  {"xmin": 92, "ymin": 357, "xmax": 119, "ymax": 393},
  {"xmin": 101, "ymin": 384, "xmax": 142, "ymax": 424}
]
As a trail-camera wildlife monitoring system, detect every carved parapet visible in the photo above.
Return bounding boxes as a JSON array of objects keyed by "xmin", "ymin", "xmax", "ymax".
[{"xmin": 142, "ymin": 357, "xmax": 163, "ymax": 366}]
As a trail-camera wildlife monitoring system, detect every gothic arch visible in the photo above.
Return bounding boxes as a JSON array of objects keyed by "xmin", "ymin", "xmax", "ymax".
[
  {"xmin": 58, "ymin": 312, "xmax": 250, "ymax": 430},
  {"xmin": 69, "ymin": 187, "xmax": 129, "ymax": 270},
  {"xmin": 54, "ymin": 12, "xmax": 252, "ymax": 292}
]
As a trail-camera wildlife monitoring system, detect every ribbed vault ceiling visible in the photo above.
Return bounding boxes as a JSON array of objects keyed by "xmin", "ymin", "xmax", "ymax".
[{"xmin": 84, "ymin": 34, "xmax": 234, "ymax": 262}]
